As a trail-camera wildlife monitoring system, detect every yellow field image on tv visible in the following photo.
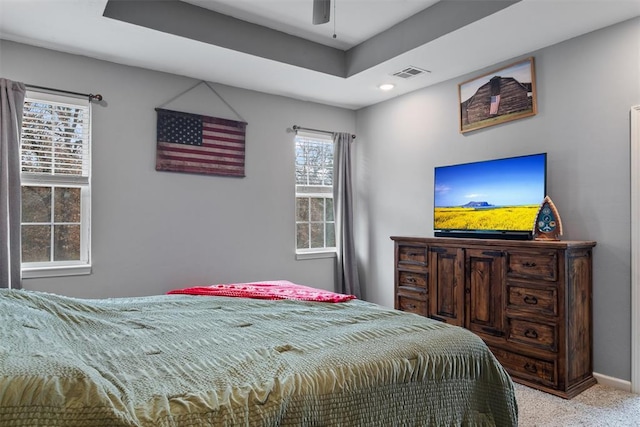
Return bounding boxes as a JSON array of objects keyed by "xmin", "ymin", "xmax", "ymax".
[{"xmin": 434, "ymin": 205, "xmax": 539, "ymax": 231}]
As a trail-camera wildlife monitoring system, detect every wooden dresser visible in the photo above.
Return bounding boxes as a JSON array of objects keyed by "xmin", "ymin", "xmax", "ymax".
[{"xmin": 391, "ymin": 236, "xmax": 596, "ymax": 399}]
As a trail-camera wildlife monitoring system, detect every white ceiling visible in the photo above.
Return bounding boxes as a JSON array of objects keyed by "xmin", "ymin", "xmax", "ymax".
[{"xmin": 1, "ymin": 0, "xmax": 639, "ymax": 110}]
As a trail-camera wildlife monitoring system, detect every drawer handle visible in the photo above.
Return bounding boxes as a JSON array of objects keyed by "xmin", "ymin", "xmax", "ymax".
[
  {"xmin": 524, "ymin": 295, "xmax": 538, "ymax": 305},
  {"xmin": 407, "ymin": 304, "xmax": 416, "ymax": 310},
  {"xmin": 524, "ymin": 329, "xmax": 539, "ymax": 339},
  {"xmin": 407, "ymin": 277, "xmax": 416, "ymax": 283},
  {"xmin": 524, "ymin": 363, "xmax": 538, "ymax": 374},
  {"xmin": 522, "ymin": 261, "xmax": 537, "ymax": 268}
]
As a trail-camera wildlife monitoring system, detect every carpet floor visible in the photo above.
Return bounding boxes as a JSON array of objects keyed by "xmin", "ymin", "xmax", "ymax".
[{"xmin": 515, "ymin": 383, "xmax": 640, "ymax": 426}]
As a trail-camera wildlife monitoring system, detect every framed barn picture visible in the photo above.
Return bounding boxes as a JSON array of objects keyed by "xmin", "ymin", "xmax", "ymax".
[{"xmin": 458, "ymin": 57, "xmax": 537, "ymax": 134}]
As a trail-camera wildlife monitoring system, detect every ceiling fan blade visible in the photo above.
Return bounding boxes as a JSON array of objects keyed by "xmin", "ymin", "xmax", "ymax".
[{"xmin": 312, "ymin": 0, "xmax": 330, "ymax": 25}]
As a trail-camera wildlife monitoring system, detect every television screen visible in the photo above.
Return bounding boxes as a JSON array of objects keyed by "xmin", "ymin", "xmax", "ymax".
[{"xmin": 434, "ymin": 153, "xmax": 547, "ymax": 239}]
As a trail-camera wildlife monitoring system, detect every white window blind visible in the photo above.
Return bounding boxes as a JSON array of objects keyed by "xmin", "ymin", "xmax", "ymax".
[{"xmin": 21, "ymin": 93, "xmax": 90, "ymax": 180}]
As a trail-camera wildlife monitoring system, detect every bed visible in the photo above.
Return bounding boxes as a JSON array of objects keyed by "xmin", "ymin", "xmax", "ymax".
[{"xmin": 0, "ymin": 284, "xmax": 518, "ymax": 426}]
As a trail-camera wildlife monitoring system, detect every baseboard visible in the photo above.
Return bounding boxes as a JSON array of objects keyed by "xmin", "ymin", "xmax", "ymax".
[{"xmin": 593, "ymin": 372, "xmax": 632, "ymax": 392}]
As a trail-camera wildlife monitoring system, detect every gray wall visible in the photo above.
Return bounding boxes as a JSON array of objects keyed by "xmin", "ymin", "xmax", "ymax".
[
  {"xmin": 0, "ymin": 40, "xmax": 356, "ymax": 298},
  {"xmin": 354, "ymin": 17, "xmax": 640, "ymax": 381}
]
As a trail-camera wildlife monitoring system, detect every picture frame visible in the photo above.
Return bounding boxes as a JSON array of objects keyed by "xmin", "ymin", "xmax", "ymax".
[{"xmin": 458, "ymin": 57, "xmax": 537, "ymax": 134}]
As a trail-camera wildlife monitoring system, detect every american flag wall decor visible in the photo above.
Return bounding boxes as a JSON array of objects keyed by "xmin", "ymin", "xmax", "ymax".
[{"xmin": 155, "ymin": 108, "xmax": 247, "ymax": 177}]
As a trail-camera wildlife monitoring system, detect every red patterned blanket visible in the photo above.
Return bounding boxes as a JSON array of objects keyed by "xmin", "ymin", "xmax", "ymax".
[{"xmin": 167, "ymin": 280, "xmax": 356, "ymax": 303}]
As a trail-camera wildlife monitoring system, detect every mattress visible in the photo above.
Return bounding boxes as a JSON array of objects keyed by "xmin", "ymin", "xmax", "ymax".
[{"xmin": 0, "ymin": 289, "xmax": 517, "ymax": 426}]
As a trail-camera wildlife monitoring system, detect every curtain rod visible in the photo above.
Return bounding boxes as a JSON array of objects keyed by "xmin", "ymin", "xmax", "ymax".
[
  {"xmin": 25, "ymin": 84, "xmax": 104, "ymax": 103},
  {"xmin": 292, "ymin": 125, "xmax": 356, "ymax": 139}
]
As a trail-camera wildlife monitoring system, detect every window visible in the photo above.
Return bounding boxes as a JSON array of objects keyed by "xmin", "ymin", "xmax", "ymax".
[
  {"xmin": 20, "ymin": 92, "xmax": 92, "ymax": 278},
  {"xmin": 295, "ymin": 132, "xmax": 335, "ymax": 257}
]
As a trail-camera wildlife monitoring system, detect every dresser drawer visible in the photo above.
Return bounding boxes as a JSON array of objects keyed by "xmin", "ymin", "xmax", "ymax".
[
  {"xmin": 398, "ymin": 270, "xmax": 428, "ymax": 289},
  {"xmin": 396, "ymin": 294, "xmax": 427, "ymax": 315},
  {"xmin": 507, "ymin": 250, "xmax": 558, "ymax": 281},
  {"xmin": 507, "ymin": 285, "xmax": 558, "ymax": 316},
  {"xmin": 397, "ymin": 244, "xmax": 428, "ymax": 269},
  {"xmin": 507, "ymin": 318, "xmax": 558, "ymax": 352},
  {"xmin": 491, "ymin": 347, "xmax": 557, "ymax": 388}
]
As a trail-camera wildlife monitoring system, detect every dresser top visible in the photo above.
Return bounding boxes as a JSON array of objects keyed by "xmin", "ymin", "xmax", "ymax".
[{"xmin": 390, "ymin": 236, "xmax": 596, "ymax": 250}]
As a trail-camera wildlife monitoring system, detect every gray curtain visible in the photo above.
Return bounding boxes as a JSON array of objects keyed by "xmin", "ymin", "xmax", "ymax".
[
  {"xmin": 333, "ymin": 132, "xmax": 361, "ymax": 298},
  {"xmin": 0, "ymin": 78, "xmax": 26, "ymax": 289}
]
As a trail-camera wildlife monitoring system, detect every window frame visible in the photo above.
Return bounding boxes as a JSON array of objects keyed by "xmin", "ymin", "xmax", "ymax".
[
  {"xmin": 20, "ymin": 91, "xmax": 92, "ymax": 278},
  {"xmin": 294, "ymin": 131, "xmax": 336, "ymax": 260}
]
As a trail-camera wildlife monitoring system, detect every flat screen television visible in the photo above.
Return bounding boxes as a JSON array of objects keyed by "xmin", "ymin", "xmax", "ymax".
[{"xmin": 433, "ymin": 153, "xmax": 547, "ymax": 240}]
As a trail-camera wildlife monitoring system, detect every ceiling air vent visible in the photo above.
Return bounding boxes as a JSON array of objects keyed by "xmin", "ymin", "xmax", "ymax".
[{"xmin": 392, "ymin": 66, "xmax": 430, "ymax": 79}]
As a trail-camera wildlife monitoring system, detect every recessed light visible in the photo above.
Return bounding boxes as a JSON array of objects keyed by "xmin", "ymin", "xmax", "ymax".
[{"xmin": 378, "ymin": 83, "xmax": 395, "ymax": 91}]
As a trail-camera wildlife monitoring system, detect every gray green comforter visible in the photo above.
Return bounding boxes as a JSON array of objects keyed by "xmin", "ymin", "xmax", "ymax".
[{"xmin": 0, "ymin": 289, "xmax": 517, "ymax": 426}]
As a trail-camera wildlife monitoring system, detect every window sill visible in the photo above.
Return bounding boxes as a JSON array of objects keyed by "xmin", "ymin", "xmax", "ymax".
[
  {"xmin": 22, "ymin": 264, "xmax": 92, "ymax": 279},
  {"xmin": 296, "ymin": 250, "xmax": 337, "ymax": 260}
]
